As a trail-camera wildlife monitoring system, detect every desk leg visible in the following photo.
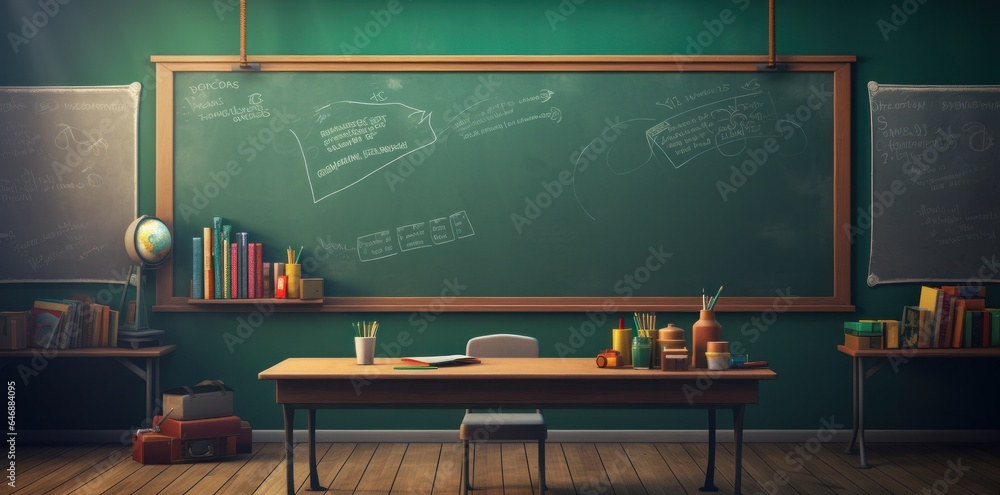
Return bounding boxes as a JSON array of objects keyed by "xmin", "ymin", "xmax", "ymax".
[
  {"xmin": 699, "ymin": 407, "xmax": 719, "ymax": 492},
  {"xmin": 733, "ymin": 405, "xmax": 745, "ymax": 495},
  {"xmin": 153, "ymin": 355, "xmax": 161, "ymax": 416},
  {"xmin": 845, "ymin": 355, "xmax": 859, "ymax": 454},
  {"xmin": 144, "ymin": 357, "xmax": 153, "ymax": 421},
  {"xmin": 857, "ymin": 356, "xmax": 870, "ymax": 468},
  {"xmin": 283, "ymin": 405, "xmax": 295, "ymax": 495},
  {"xmin": 306, "ymin": 408, "xmax": 325, "ymax": 491}
]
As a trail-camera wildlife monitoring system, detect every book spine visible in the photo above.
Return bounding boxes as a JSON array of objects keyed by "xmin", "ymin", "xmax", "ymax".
[
  {"xmin": 964, "ymin": 312, "xmax": 974, "ymax": 348},
  {"xmin": 991, "ymin": 310, "xmax": 1000, "ymax": 346},
  {"xmin": 248, "ymin": 243, "xmax": 257, "ymax": 300},
  {"xmin": 274, "ymin": 263, "xmax": 285, "ymax": 298},
  {"xmin": 222, "ymin": 225, "xmax": 232, "ymax": 298},
  {"xmin": 192, "ymin": 237, "xmax": 204, "ymax": 299},
  {"xmin": 238, "ymin": 233, "xmax": 249, "ymax": 299},
  {"xmin": 262, "ymin": 262, "xmax": 272, "ymax": 298},
  {"xmin": 213, "ymin": 216, "xmax": 222, "ymax": 301},
  {"xmin": 254, "ymin": 243, "xmax": 263, "ymax": 298},
  {"xmin": 230, "ymin": 243, "xmax": 239, "ymax": 299},
  {"xmin": 203, "ymin": 227, "xmax": 214, "ymax": 299}
]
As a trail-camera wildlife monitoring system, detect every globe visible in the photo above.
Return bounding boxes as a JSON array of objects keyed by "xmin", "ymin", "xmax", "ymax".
[{"xmin": 125, "ymin": 215, "xmax": 173, "ymax": 267}]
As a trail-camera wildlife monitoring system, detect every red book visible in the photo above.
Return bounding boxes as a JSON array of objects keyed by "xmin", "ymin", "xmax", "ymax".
[
  {"xmin": 248, "ymin": 243, "xmax": 257, "ymax": 299},
  {"xmin": 254, "ymin": 243, "xmax": 263, "ymax": 298},
  {"xmin": 230, "ymin": 243, "xmax": 238, "ymax": 299}
]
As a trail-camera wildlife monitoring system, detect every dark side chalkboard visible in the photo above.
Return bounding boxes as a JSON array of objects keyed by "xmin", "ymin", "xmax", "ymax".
[
  {"xmin": 867, "ymin": 82, "xmax": 1000, "ymax": 286},
  {"xmin": 0, "ymin": 84, "xmax": 139, "ymax": 283},
  {"xmin": 155, "ymin": 57, "xmax": 852, "ymax": 311}
]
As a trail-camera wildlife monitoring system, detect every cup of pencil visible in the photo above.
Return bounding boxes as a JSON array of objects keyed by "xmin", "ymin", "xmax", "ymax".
[
  {"xmin": 286, "ymin": 246, "xmax": 303, "ymax": 299},
  {"xmin": 354, "ymin": 321, "xmax": 378, "ymax": 365}
]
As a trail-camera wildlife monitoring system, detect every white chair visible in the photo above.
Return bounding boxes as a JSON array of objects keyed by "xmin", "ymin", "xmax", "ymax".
[{"xmin": 460, "ymin": 334, "xmax": 546, "ymax": 494}]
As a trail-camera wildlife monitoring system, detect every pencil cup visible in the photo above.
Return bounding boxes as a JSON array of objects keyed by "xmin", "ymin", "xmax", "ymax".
[
  {"xmin": 355, "ymin": 336, "xmax": 375, "ymax": 365},
  {"xmin": 285, "ymin": 264, "xmax": 301, "ymax": 299},
  {"xmin": 631, "ymin": 336, "xmax": 651, "ymax": 369}
]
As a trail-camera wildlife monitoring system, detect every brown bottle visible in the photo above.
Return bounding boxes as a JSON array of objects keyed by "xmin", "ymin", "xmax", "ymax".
[{"xmin": 691, "ymin": 310, "xmax": 722, "ymax": 369}]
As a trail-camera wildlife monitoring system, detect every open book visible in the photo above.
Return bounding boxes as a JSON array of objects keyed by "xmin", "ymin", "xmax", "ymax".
[{"xmin": 399, "ymin": 355, "xmax": 482, "ymax": 366}]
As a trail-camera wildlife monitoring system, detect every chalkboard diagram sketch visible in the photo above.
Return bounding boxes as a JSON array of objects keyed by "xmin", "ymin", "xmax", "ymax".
[
  {"xmin": 572, "ymin": 79, "xmax": 809, "ymax": 221},
  {"xmin": 867, "ymin": 82, "xmax": 1000, "ymax": 285},
  {"xmin": 292, "ymin": 101, "xmax": 438, "ymax": 203},
  {"xmin": 0, "ymin": 83, "xmax": 139, "ymax": 283},
  {"xmin": 155, "ymin": 56, "xmax": 853, "ymax": 311}
]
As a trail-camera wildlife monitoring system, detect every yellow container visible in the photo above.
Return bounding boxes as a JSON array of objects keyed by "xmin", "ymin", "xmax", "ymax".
[
  {"xmin": 704, "ymin": 351, "xmax": 731, "ymax": 370},
  {"xmin": 285, "ymin": 263, "xmax": 302, "ymax": 299}
]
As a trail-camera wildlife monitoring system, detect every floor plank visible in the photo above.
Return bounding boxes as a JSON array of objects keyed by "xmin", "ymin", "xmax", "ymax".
[
  {"xmin": 621, "ymin": 443, "xmax": 685, "ymax": 495},
  {"xmin": 215, "ymin": 443, "xmax": 285, "ymax": 495},
  {"xmin": 561, "ymin": 443, "xmax": 613, "ymax": 494},
  {"xmin": 12, "ymin": 445, "xmax": 126, "ymax": 494},
  {"xmin": 390, "ymin": 443, "xmax": 441, "ymax": 495},
  {"xmin": 754, "ymin": 443, "xmax": 873, "ymax": 495},
  {"xmin": 354, "ymin": 443, "xmax": 406, "ymax": 493},
  {"xmin": 526, "ymin": 442, "xmax": 575, "ymax": 495},
  {"xmin": 654, "ymin": 443, "xmax": 715, "ymax": 494},
  {"xmin": 499, "ymin": 443, "xmax": 533, "ymax": 495},
  {"xmin": 13, "ymin": 441, "xmax": 1000, "ymax": 495},
  {"xmin": 595, "ymin": 443, "xmax": 646, "ymax": 495}
]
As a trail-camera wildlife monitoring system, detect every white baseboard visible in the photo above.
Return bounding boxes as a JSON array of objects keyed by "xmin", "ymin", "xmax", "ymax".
[{"xmin": 19, "ymin": 429, "xmax": 1000, "ymax": 445}]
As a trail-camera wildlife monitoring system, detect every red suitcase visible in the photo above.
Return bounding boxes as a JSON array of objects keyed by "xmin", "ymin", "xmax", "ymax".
[{"xmin": 154, "ymin": 414, "xmax": 242, "ymax": 439}]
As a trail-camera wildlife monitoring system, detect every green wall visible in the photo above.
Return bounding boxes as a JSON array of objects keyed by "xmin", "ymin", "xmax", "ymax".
[{"xmin": 2, "ymin": 0, "xmax": 999, "ymax": 434}]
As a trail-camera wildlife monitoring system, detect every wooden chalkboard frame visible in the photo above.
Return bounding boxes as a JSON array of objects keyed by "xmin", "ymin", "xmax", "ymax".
[{"xmin": 151, "ymin": 55, "xmax": 854, "ymax": 312}]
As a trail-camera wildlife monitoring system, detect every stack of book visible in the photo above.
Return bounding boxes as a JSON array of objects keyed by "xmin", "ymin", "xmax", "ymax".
[
  {"xmin": 0, "ymin": 311, "xmax": 30, "ymax": 350},
  {"xmin": 23, "ymin": 299, "xmax": 119, "ymax": 349},
  {"xmin": 192, "ymin": 217, "xmax": 272, "ymax": 300},
  {"xmin": 843, "ymin": 320, "xmax": 895, "ymax": 350},
  {"xmin": 908, "ymin": 285, "xmax": 999, "ymax": 349}
]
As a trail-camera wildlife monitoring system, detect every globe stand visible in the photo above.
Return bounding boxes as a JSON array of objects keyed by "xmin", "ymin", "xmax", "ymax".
[{"xmin": 118, "ymin": 263, "xmax": 165, "ymax": 349}]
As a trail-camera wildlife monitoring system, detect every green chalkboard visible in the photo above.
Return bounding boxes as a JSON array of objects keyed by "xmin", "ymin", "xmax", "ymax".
[{"xmin": 155, "ymin": 57, "xmax": 852, "ymax": 311}]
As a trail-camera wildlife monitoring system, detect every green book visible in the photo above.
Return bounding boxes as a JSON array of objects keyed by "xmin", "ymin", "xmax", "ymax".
[
  {"xmin": 844, "ymin": 321, "xmax": 883, "ymax": 337},
  {"xmin": 222, "ymin": 225, "xmax": 232, "ymax": 299},
  {"xmin": 989, "ymin": 310, "xmax": 1000, "ymax": 347},
  {"xmin": 964, "ymin": 312, "xmax": 974, "ymax": 348},
  {"xmin": 213, "ymin": 217, "xmax": 223, "ymax": 299}
]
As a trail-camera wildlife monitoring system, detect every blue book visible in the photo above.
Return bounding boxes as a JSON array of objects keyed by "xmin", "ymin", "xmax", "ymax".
[
  {"xmin": 238, "ymin": 232, "xmax": 249, "ymax": 298},
  {"xmin": 213, "ymin": 217, "xmax": 223, "ymax": 300},
  {"xmin": 192, "ymin": 237, "xmax": 204, "ymax": 298}
]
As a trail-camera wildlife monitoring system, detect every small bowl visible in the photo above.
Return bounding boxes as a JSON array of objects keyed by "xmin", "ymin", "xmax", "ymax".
[{"xmin": 704, "ymin": 351, "xmax": 731, "ymax": 370}]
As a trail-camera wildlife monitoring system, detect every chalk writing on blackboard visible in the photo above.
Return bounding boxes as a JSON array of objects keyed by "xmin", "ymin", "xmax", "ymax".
[
  {"xmin": 0, "ymin": 83, "xmax": 138, "ymax": 283},
  {"xmin": 357, "ymin": 210, "xmax": 475, "ymax": 262},
  {"xmin": 291, "ymin": 101, "xmax": 437, "ymax": 203},
  {"xmin": 867, "ymin": 82, "xmax": 1000, "ymax": 285}
]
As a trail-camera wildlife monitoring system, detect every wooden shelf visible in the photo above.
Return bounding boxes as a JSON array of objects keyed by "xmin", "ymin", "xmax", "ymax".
[
  {"xmin": 837, "ymin": 344, "xmax": 1000, "ymax": 358},
  {"xmin": 186, "ymin": 298, "xmax": 323, "ymax": 305}
]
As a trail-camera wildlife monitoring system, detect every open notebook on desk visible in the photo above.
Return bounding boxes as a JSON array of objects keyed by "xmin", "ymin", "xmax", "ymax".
[{"xmin": 400, "ymin": 355, "xmax": 482, "ymax": 366}]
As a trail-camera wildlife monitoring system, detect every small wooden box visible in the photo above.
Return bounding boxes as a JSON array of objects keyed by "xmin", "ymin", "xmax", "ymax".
[
  {"xmin": 844, "ymin": 334, "xmax": 882, "ymax": 350},
  {"xmin": 300, "ymin": 278, "xmax": 323, "ymax": 299}
]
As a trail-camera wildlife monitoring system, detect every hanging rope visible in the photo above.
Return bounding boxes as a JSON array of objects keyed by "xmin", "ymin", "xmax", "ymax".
[
  {"xmin": 768, "ymin": 0, "xmax": 776, "ymax": 67},
  {"xmin": 239, "ymin": 0, "xmax": 249, "ymax": 68}
]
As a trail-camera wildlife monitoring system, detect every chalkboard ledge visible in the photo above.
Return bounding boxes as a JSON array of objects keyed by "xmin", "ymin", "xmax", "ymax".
[
  {"xmin": 186, "ymin": 298, "xmax": 323, "ymax": 305},
  {"xmin": 152, "ymin": 297, "xmax": 855, "ymax": 313}
]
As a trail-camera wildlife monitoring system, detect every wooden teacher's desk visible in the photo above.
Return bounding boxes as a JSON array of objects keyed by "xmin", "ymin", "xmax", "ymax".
[{"xmin": 259, "ymin": 357, "xmax": 777, "ymax": 495}]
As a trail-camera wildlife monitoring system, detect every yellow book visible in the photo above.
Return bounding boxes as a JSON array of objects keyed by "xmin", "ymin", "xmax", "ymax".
[
  {"xmin": 918, "ymin": 286, "xmax": 941, "ymax": 348},
  {"xmin": 879, "ymin": 320, "xmax": 899, "ymax": 349}
]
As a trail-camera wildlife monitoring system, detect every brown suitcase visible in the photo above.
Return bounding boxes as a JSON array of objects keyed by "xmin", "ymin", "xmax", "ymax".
[
  {"xmin": 154, "ymin": 415, "xmax": 242, "ymax": 439},
  {"xmin": 133, "ymin": 431, "xmax": 239, "ymax": 464},
  {"xmin": 237, "ymin": 420, "xmax": 252, "ymax": 454},
  {"xmin": 132, "ymin": 432, "xmax": 173, "ymax": 464}
]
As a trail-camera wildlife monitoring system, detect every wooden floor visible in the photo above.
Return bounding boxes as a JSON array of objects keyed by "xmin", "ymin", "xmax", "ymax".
[{"xmin": 8, "ymin": 441, "xmax": 1000, "ymax": 494}]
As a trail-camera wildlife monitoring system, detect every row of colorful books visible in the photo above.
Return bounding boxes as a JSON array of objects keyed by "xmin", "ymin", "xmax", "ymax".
[
  {"xmin": 0, "ymin": 300, "xmax": 120, "ymax": 350},
  {"xmin": 911, "ymin": 285, "xmax": 997, "ymax": 348},
  {"xmin": 843, "ymin": 285, "xmax": 999, "ymax": 351},
  {"xmin": 192, "ymin": 217, "xmax": 272, "ymax": 299}
]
